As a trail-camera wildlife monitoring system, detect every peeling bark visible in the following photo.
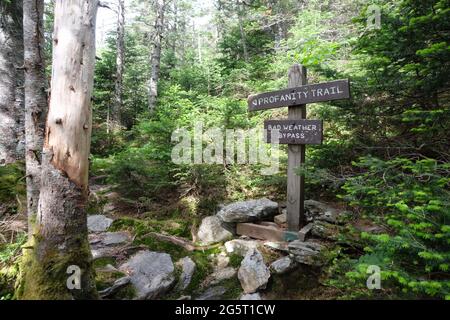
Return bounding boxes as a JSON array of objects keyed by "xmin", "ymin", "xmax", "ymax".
[
  {"xmin": 0, "ymin": 1, "xmax": 25, "ymax": 165},
  {"xmin": 23, "ymin": 0, "xmax": 48, "ymax": 234},
  {"xmin": 17, "ymin": 0, "xmax": 99, "ymax": 300}
]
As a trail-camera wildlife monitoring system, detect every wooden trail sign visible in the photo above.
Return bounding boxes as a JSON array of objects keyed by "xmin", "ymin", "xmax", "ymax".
[
  {"xmin": 247, "ymin": 64, "xmax": 350, "ymax": 233},
  {"xmin": 248, "ymin": 79, "xmax": 350, "ymax": 111},
  {"xmin": 264, "ymin": 119, "xmax": 323, "ymax": 144}
]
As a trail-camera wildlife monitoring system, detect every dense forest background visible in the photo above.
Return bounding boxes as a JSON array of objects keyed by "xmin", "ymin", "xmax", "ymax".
[{"xmin": 1, "ymin": 0, "xmax": 449, "ymax": 300}]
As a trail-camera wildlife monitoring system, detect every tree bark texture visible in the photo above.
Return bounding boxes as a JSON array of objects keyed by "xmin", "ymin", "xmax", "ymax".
[
  {"xmin": 148, "ymin": 0, "xmax": 165, "ymax": 113},
  {"xmin": 0, "ymin": 1, "xmax": 25, "ymax": 165},
  {"xmin": 23, "ymin": 0, "xmax": 48, "ymax": 234},
  {"xmin": 112, "ymin": 0, "xmax": 124, "ymax": 130}
]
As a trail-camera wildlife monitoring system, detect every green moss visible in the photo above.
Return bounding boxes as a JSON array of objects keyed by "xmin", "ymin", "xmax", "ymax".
[
  {"xmin": 228, "ymin": 254, "xmax": 243, "ymax": 268},
  {"xmin": 0, "ymin": 162, "xmax": 26, "ymax": 215},
  {"xmin": 220, "ymin": 276, "xmax": 242, "ymax": 300},
  {"xmin": 93, "ymin": 257, "xmax": 116, "ymax": 269},
  {"xmin": 15, "ymin": 233, "xmax": 98, "ymax": 300},
  {"xmin": 95, "ymin": 270, "xmax": 125, "ymax": 291}
]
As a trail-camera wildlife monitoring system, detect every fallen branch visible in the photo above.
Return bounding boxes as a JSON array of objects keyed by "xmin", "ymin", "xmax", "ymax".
[{"xmin": 140, "ymin": 232, "xmax": 221, "ymax": 252}]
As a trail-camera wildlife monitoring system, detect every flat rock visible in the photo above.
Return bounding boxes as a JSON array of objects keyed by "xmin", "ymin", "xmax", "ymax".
[
  {"xmin": 270, "ymin": 256, "xmax": 297, "ymax": 274},
  {"xmin": 197, "ymin": 216, "xmax": 233, "ymax": 245},
  {"xmin": 224, "ymin": 239, "xmax": 259, "ymax": 256},
  {"xmin": 88, "ymin": 215, "xmax": 113, "ymax": 233},
  {"xmin": 288, "ymin": 240, "xmax": 326, "ymax": 266},
  {"xmin": 240, "ymin": 293, "xmax": 262, "ymax": 300},
  {"xmin": 119, "ymin": 250, "xmax": 175, "ymax": 299},
  {"xmin": 176, "ymin": 257, "xmax": 196, "ymax": 290},
  {"xmin": 217, "ymin": 198, "xmax": 279, "ymax": 223},
  {"xmin": 89, "ymin": 231, "xmax": 131, "ymax": 247},
  {"xmin": 238, "ymin": 249, "xmax": 270, "ymax": 294},
  {"xmin": 196, "ymin": 286, "xmax": 227, "ymax": 300}
]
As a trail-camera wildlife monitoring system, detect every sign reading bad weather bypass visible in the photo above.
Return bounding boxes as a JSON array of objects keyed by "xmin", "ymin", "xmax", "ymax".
[
  {"xmin": 265, "ymin": 120, "xmax": 323, "ymax": 144},
  {"xmin": 248, "ymin": 79, "xmax": 350, "ymax": 111}
]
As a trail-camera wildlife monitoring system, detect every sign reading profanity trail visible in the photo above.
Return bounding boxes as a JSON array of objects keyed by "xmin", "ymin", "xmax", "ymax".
[
  {"xmin": 247, "ymin": 64, "xmax": 351, "ymax": 235},
  {"xmin": 248, "ymin": 79, "xmax": 350, "ymax": 111},
  {"xmin": 264, "ymin": 120, "xmax": 323, "ymax": 144}
]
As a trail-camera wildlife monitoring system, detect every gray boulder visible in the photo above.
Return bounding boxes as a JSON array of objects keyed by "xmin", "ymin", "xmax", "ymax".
[
  {"xmin": 270, "ymin": 256, "xmax": 297, "ymax": 274},
  {"xmin": 119, "ymin": 250, "xmax": 175, "ymax": 299},
  {"xmin": 288, "ymin": 240, "xmax": 326, "ymax": 266},
  {"xmin": 238, "ymin": 249, "xmax": 270, "ymax": 293},
  {"xmin": 176, "ymin": 257, "xmax": 196, "ymax": 290},
  {"xmin": 217, "ymin": 198, "xmax": 278, "ymax": 223},
  {"xmin": 87, "ymin": 215, "xmax": 113, "ymax": 232},
  {"xmin": 197, "ymin": 216, "xmax": 233, "ymax": 245}
]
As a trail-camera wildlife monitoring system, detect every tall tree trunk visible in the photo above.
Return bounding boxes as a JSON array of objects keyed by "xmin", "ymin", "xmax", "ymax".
[
  {"xmin": 112, "ymin": 0, "xmax": 124, "ymax": 131},
  {"xmin": 237, "ymin": 3, "xmax": 248, "ymax": 62},
  {"xmin": 23, "ymin": 0, "xmax": 48, "ymax": 235},
  {"xmin": 148, "ymin": 0, "xmax": 165, "ymax": 113},
  {"xmin": 0, "ymin": 1, "xmax": 25, "ymax": 165},
  {"xmin": 17, "ymin": 0, "xmax": 99, "ymax": 300}
]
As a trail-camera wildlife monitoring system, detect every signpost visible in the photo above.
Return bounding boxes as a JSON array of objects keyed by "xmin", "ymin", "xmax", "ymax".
[{"xmin": 248, "ymin": 64, "xmax": 350, "ymax": 233}]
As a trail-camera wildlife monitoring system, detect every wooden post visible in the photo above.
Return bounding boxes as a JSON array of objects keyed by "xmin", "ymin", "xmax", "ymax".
[{"xmin": 287, "ymin": 64, "xmax": 307, "ymax": 231}]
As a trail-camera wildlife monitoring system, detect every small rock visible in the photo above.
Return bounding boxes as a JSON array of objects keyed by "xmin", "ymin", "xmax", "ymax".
[
  {"xmin": 196, "ymin": 286, "xmax": 227, "ymax": 300},
  {"xmin": 298, "ymin": 223, "xmax": 314, "ymax": 242},
  {"xmin": 177, "ymin": 295, "xmax": 192, "ymax": 300},
  {"xmin": 87, "ymin": 215, "xmax": 113, "ymax": 233},
  {"xmin": 176, "ymin": 257, "xmax": 196, "ymax": 290},
  {"xmin": 274, "ymin": 213, "xmax": 286, "ymax": 226},
  {"xmin": 119, "ymin": 250, "xmax": 175, "ymax": 299},
  {"xmin": 224, "ymin": 239, "xmax": 259, "ymax": 256},
  {"xmin": 238, "ymin": 249, "xmax": 270, "ymax": 294},
  {"xmin": 216, "ymin": 252, "xmax": 230, "ymax": 269},
  {"xmin": 270, "ymin": 256, "xmax": 297, "ymax": 274},
  {"xmin": 217, "ymin": 198, "xmax": 278, "ymax": 223},
  {"xmin": 240, "ymin": 292, "xmax": 262, "ymax": 300},
  {"xmin": 288, "ymin": 240, "xmax": 326, "ymax": 266}
]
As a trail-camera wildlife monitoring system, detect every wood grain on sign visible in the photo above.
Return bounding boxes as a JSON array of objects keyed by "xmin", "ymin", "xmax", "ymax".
[
  {"xmin": 248, "ymin": 79, "xmax": 350, "ymax": 111},
  {"xmin": 286, "ymin": 64, "xmax": 307, "ymax": 231},
  {"xmin": 264, "ymin": 119, "xmax": 323, "ymax": 144}
]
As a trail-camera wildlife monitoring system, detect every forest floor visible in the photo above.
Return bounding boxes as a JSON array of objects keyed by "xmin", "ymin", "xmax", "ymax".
[{"xmin": 87, "ymin": 176, "xmax": 354, "ymax": 300}]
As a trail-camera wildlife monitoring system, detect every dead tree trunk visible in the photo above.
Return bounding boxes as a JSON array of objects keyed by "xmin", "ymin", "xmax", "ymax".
[
  {"xmin": 0, "ymin": 1, "xmax": 25, "ymax": 165},
  {"xmin": 23, "ymin": 0, "xmax": 48, "ymax": 234},
  {"xmin": 112, "ymin": 0, "xmax": 125, "ymax": 130},
  {"xmin": 148, "ymin": 0, "xmax": 165, "ymax": 113},
  {"xmin": 17, "ymin": 0, "xmax": 99, "ymax": 300}
]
